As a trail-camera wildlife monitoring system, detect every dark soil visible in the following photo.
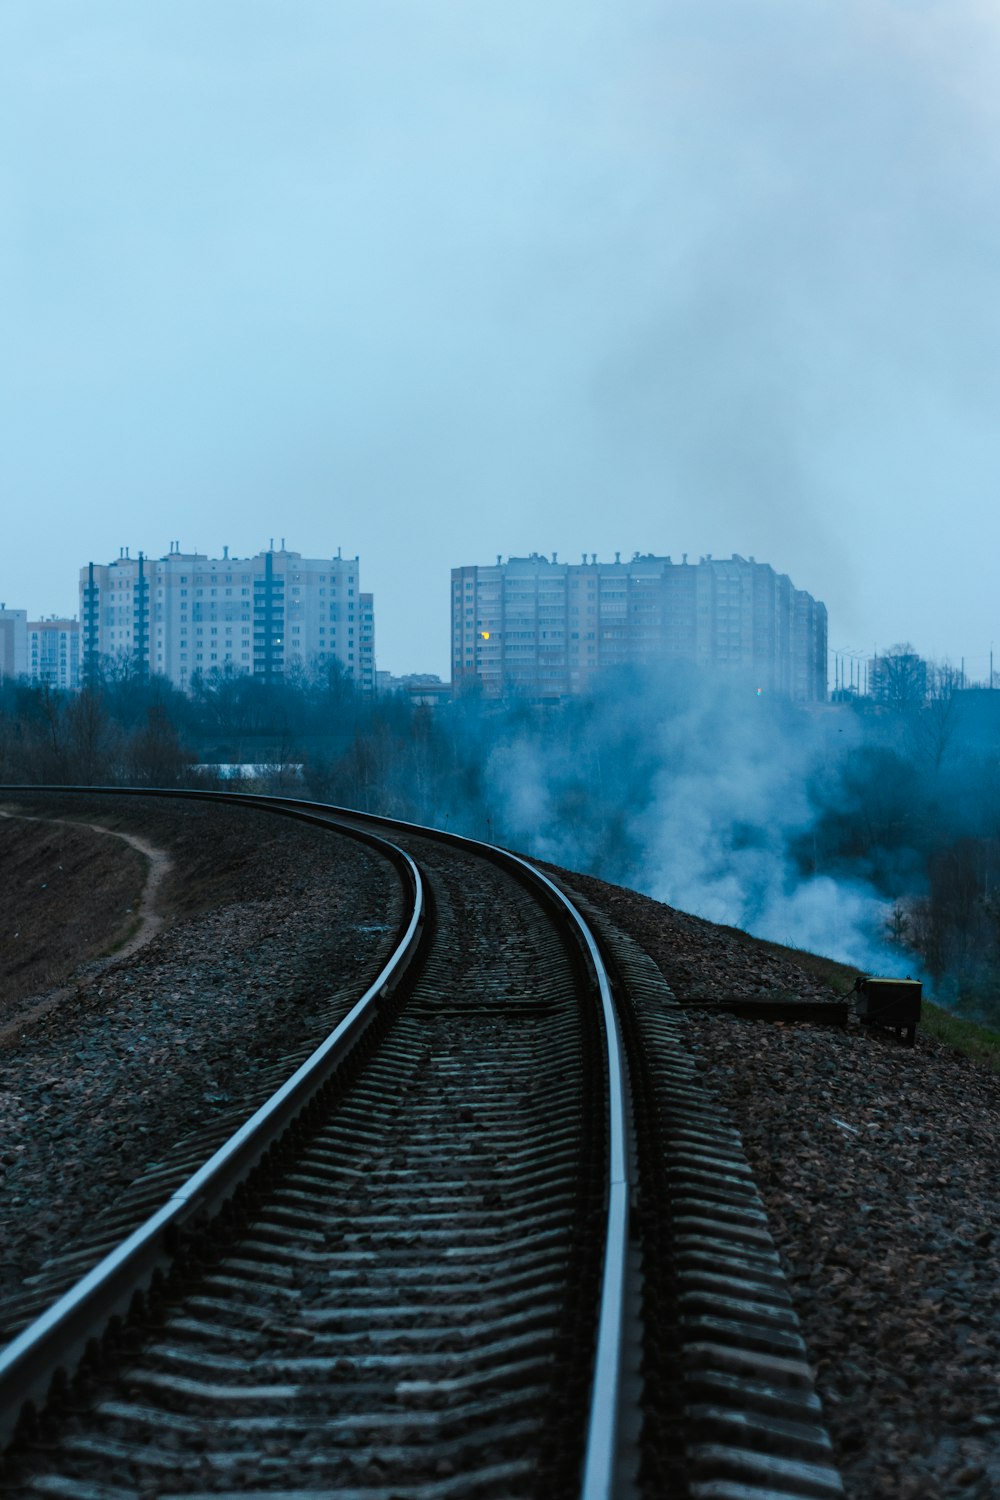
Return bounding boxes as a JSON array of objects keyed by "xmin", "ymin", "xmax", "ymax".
[{"xmin": 0, "ymin": 817, "xmax": 147, "ymax": 1008}]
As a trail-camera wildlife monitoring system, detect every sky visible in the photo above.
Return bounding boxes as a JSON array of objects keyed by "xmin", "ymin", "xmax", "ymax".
[{"xmin": 3, "ymin": 1, "xmax": 1000, "ymax": 681}]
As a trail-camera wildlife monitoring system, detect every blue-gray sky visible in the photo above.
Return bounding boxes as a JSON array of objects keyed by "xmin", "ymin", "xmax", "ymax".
[{"xmin": 3, "ymin": 1, "xmax": 999, "ymax": 680}]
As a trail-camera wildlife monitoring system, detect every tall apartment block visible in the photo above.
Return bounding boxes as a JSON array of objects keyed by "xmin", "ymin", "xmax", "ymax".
[
  {"xmin": 80, "ymin": 543, "xmax": 374, "ymax": 694},
  {"xmin": 28, "ymin": 618, "xmax": 80, "ymax": 691},
  {"xmin": 0, "ymin": 606, "xmax": 28, "ymax": 681},
  {"xmin": 452, "ymin": 552, "xmax": 827, "ymax": 702}
]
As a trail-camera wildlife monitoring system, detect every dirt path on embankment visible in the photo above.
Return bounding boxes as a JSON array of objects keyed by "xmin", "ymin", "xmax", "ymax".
[{"xmin": 0, "ymin": 812, "xmax": 172, "ymax": 1042}]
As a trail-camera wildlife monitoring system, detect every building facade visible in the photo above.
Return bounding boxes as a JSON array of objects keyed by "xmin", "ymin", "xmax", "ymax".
[
  {"xmin": 80, "ymin": 543, "xmax": 373, "ymax": 693},
  {"xmin": 452, "ymin": 552, "xmax": 827, "ymax": 701},
  {"xmin": 358, "ymin": 592, "xmax": 376, "ymax": 696},
  {"xmin": 0, "ymin": 607, "xmax": 28, "ymax": 681},
  {"xmin": 28, "ymin": 618, "xmax": 80, "ymax": 691}
]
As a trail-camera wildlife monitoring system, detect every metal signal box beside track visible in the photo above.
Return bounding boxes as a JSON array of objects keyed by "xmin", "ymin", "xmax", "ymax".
[{"xmin": 854, "ymin": 976, "xmax": 922, "ymax": 1046}]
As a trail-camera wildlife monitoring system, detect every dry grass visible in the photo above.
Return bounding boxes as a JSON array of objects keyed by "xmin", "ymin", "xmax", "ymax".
[{"xmin": 0, "ymin": 816, "xmax": 147, "ymax": 1009}]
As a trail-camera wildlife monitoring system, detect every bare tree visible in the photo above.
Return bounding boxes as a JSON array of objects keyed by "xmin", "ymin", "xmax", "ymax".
[
  {"xmin": 125, "ymin": 703, "xmax": 192, "ymax": 787},
  {"xmin": 870, "ymin": 644, "xmax": 928, "ymax": 713},
  {"xmin": 65, "ymin": 689, "xmax": 121, "ymax": 784},
  {"xmin": 912, "ymin": 664, "xmax": 962, "ymax": 772}
]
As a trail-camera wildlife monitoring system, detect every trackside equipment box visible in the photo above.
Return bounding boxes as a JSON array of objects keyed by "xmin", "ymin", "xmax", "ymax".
[{"xmin": 853, "ymin": 976, "xmax": 922, "ymax": 1046}]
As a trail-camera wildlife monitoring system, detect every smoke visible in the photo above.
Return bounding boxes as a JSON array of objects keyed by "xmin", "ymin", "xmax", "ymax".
[
  {"xmin": 636, "ymin": 677, "xmax": 904, "ymax": 973},
  {"xmin": 470, "ymin": 668, "xmax": 915, "ymax": 978}
]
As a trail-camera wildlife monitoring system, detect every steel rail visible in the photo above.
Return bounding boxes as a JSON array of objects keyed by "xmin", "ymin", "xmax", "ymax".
[
  {"xmin": 0, "ymin": 786, "xmax": 632, "ymax": 1498},
  {"xmin": 507, "ymin": 848, "xmax": 630, "ymax": 1500},
  {"xmin": 0, "ymin": 788, "xmax": 425, "ymax": 1449}
]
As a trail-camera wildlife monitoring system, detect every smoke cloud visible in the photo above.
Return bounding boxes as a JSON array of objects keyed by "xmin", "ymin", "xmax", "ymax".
[{"xmin": 473, "ymin": 669, "xmax": 919, "ymax": 980}]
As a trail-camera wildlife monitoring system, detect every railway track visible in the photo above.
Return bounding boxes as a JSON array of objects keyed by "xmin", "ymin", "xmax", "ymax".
[{"xmin": 0, "ymin": 789, "xmax": 844, "ymax": 1498}]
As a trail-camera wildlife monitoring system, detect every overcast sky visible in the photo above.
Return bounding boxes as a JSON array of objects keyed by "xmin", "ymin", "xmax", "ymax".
[{"xmin": 3, "ymin": 1, "xmax": 999, "ymax": 680}]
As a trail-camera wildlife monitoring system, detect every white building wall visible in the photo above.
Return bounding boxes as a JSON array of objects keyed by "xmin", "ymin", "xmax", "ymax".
[{"xmin": 79, "ymin": 544, "xmax": 371, "ymax": 693}]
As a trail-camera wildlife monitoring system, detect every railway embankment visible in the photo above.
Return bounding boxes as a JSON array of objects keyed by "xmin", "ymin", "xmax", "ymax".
[
  {"xmin": 0, "ymin": 797, "xmax": 998, "ymax": 1496},
  {"xmin": 0, "ymin": 795, "xmax": 398, "ymax": 1331}
]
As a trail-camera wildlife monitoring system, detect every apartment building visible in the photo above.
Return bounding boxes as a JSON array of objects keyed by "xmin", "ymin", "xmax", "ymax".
[
  {"xmin": 80, "ymin": 543, "xmax": 373, "ymax": 693},
  {"xmin": 0, "ymin": 606, "xmax": 28, "ymax": 681},
  {"xmin": 27, "ymin": 618, "xmax": 80, "ymax": 691},
  {"xmin": 452, "ymin": 552, "xmax": 827, "ymax": 702}
]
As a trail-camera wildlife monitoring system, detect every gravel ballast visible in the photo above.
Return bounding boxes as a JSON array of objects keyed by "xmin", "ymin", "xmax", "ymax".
[
  {"xmin": 1, "ymin": 802, "xmax": 998, "ymax": 1497},
  {"xmin": 560, "ymin": 866, "xmax": 1000, "ymax": 1500}
]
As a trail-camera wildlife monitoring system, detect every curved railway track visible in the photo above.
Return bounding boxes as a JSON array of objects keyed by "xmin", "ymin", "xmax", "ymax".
[{"xmin": 0, "ymin": 788, "xmax": 843, "ymax": 1499}]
